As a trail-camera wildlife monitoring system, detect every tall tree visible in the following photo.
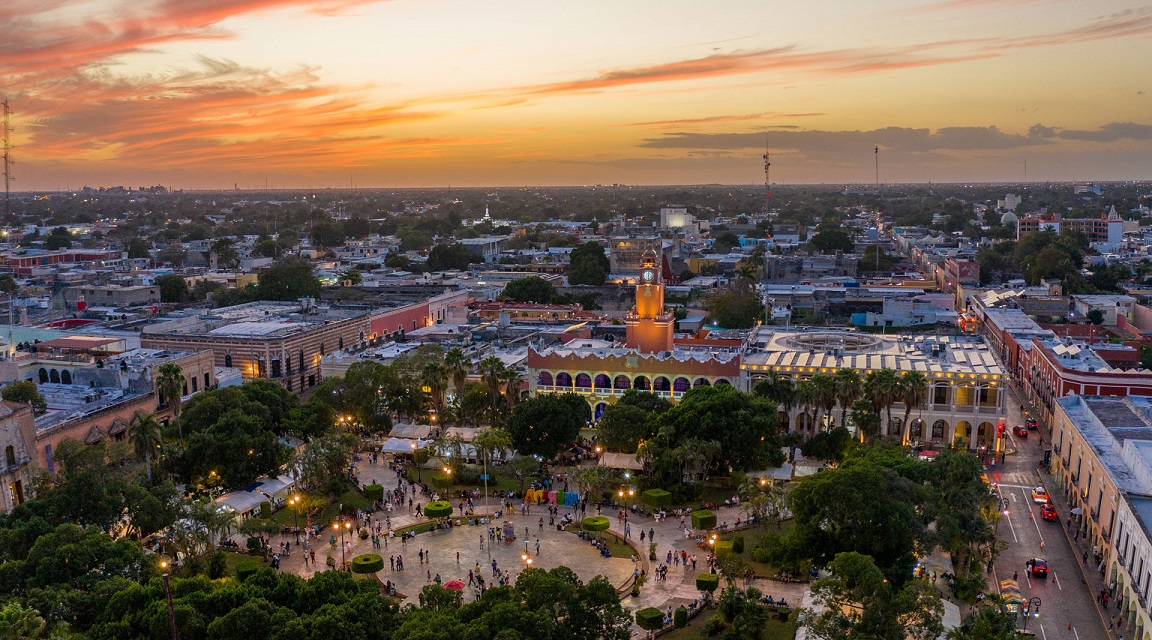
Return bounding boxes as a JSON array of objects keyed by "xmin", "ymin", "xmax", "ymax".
[
  {"xmin": 156, "ymin": 363, "xmax": 185, "ymax": 448},
  {"xmin": 443, "ymin": 347, "xmax": 470, "ymax": 401},
  {"xmin": 478, "ymin": 356, "xmax": 507, "ymax": 425},
  {"xmin": 899, "ymin": 370, "xmax": 930, "ymax": 445},
  {"xmin": 255, "ymin": 255, "xmax": 322, "ymax": 301},
  {"xmin": 505, "ymin": 393, "xmax": 589, "ymax": 459},
  {"xmin": 567, "ymin": 241, "xmax": 610, "ymax": 285},
  {"xmin": 864, "ymin": 369, "xmax": 901, "ymax": 436},
  {"xmin": 1, "ymin": 381, "xmax": 47, "ymax": 415},
  {"xmin": 834, "ymin": 369, "xmax": 862, "ymax": 430},
  {"xmin": 127, "ymin": 412, "xmax": 163, "ymax": 484}
]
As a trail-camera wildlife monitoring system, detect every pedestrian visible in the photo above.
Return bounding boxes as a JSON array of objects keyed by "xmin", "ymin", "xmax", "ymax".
[
  {"xmin": 457, "ymin": 551, "xmax": 460, "ymax": 564},
  {"xmin": 390, "ymin": 556, "xmax": 395, "ymax": 571},
  {"xmin": 535, "ymin": 538, "xmax": 540, "ymax": 555}
]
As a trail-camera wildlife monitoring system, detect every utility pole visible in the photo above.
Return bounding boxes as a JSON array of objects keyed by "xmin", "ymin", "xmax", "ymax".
[
  {"xmin": 874, "ymin": 145, "xmax": 879, "ymax": 192},
  {"xmin": 763, "ymin": 137, "xmax": 771, "ymax": 213},
  {"xmin": 2, "ymin": 99, "xmax": 13, "ymax": 221}
]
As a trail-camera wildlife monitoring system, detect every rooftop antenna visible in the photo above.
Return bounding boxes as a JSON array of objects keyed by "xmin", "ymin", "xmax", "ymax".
[
  {"xmin": 874, "ymin": 145, "xmax": 880, "ymax": 192},
  {"xmin": 2, "ymin": 99, "xmax": 13, "ymax": 221},
  {"xmin": 763, "ymin": 136, "xmax": 771, "ymax": 213}
]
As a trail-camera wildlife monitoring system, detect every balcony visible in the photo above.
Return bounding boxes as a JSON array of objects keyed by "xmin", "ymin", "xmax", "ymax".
[
  {"xmin": 0, "ymin": 455, "xmax": 32, "ymax": 475},
  {"xmin": 536, "ymin": 386, "xmax": 683, "ymax": 400}
]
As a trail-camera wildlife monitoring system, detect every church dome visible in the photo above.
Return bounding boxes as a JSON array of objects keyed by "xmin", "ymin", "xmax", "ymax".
[{"xmin": 1000, "ymin": 211, "xmax": 1018, "ymax": 226}]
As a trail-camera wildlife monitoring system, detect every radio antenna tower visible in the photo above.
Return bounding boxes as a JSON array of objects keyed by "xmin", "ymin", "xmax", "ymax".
[
  {"xmin": 2, "ymin": 100, "xmax": 12, "ymax": 221},
  {"xmin": 762, "ymin": 136, "xmax": 771, "ymax": 213}
]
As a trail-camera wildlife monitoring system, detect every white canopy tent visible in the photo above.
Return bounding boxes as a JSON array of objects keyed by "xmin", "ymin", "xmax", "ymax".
[
  {"xmin": 392, "ymin": 424, "xmax": 434, "ymax": 439},
  {"xmin": 380, "ymin": 437, "xmax": 430, "ymax": 454},
  {"xmin": 214, "ymin": 491, "xmax": 265, "ymax": 516},
  {"xmin": 444, "ymin": 427, "xmax": 478, "ymax": 442},
  {"xmin": 598, "ymin": 452, "xmax": 643, "ymax": 471}
]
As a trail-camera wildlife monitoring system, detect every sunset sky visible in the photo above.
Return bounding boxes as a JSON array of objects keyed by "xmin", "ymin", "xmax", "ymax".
[{"xmin": 3, "ymin": 0, "xmax": 1152, "ymax": 189}]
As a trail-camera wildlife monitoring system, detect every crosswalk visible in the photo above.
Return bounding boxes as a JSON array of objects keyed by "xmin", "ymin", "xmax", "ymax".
[{"xmin": 988, "ymin": 470, "xmax": 1040, "ymax": 489}]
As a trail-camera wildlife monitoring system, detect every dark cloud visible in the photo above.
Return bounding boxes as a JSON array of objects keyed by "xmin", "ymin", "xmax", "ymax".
[
  {"xmin": 639, "ymin": 125, "xmax": 1053, "ymax": 153},
  {"xmin": 1057, "ymin": 122, "xmax": 1152, "ymax": 142}
]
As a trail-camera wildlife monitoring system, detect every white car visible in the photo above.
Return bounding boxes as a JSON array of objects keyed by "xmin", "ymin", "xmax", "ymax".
[{"xmin": 1031, "ymin": 487, "xmax": 1050, "ymax": 504}]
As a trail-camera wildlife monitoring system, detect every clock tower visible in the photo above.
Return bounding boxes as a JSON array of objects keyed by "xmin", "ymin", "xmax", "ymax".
[{"xmin": 625, "ymin": 250, "xmax": 674, "ymax": 353}]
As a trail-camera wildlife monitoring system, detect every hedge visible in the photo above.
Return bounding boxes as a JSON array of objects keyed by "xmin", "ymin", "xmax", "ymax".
[
  {"xmin": 732, "ymin": 535, "xmax": 744, "ymax": 554},
  {"xmin": 236, "ymin": 561, "xmax": 261, "ymax": 582},
  {"xmin": 259, "ymin": 501, "xmax": 272, "ymax": 519},
  {"xmin": 674, "ymin": 607, "xmax": 688, "ymax": 628},
  {"xmin": 423, "ymin": 501, "xmax": 453, "ymax": 518},
  {"xmin": 641, "ymin": 489, "xmax": 671, "ymax": 509},
  {"xmin": 581, "ymin": 516, "xmax": 611, "ymax": 532},
  {"xmin": 714, "ymin": 540, "xmax": 734, "ymax": 562},
  {"xmin": 696, "ymin": 573, "xmax": 720, "ymax": 593},
  {"xmin": 635, "ymin": 607, "xmax": 664, "ymax": 631},
  {"xmin": 362, "ymin": 484, "xmax": 384, "ymax": 502},
  {"xmin": 691, "ymin": 510, "xmax": 716, "ymax": 530},
  {"xmin": 351, "ymin": 553, "xmax": 384, "ymax": 574}
]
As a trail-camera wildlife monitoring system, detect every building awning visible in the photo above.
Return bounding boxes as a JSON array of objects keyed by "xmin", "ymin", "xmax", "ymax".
[
  {"xmin": 214, "ymin": 491, "xmax": 265, "ymax": 514},
  {"xmin": 40, "ymin": 336, "xmax": 120, "ymax": 351},
  {"xmin": 444, "ymin": 427, "xmax": 477, "ymax": 442},
  {"xmin": 381, "ymin": 437, "xmax": 430, "ymax": 454},
  {"xmin": 255, "ymin": 477, "xmax": 294, "ymax": 498},
  {"xmin": 599, "ymin": 452, "xmax": 643, "ymax": 471},
  {"xmin": 392, "ymin": 424, "xmax": 433, "ymax": 439}
]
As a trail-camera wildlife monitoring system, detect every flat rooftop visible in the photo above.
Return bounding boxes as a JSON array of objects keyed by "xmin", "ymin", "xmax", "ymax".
[
  {"xmin": 742, "ymin": 329, "xmax": 1004, "ymax": 376},
  {"xmin": 142, "ymin": 301, "xmax": 366, "ymax": 339},
  {"xmin": 1056, "ymin": 395, "xmax": 1151, "ymax": 493}
]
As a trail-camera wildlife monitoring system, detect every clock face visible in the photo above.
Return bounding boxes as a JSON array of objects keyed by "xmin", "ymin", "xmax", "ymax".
[{"xmin": 642, "ymin": 270, "xmax": 654, "ymax": 283}]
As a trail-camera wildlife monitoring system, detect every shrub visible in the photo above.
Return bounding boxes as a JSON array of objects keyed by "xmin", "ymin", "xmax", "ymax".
[
  {"xmin": 732, "ymin": 535, "xmax": 744, "ymax": 554},
  {"xmin": 246, "ymin": 537, "xmax": 262, "ymax": 553},
  {"xmin": 692, "ymin": 510, "xmax": 717, "ymax": 530},
  {"xmin": 259, "ymin": 501, "xmax": 272, "ymax": 519},
  {"xmin": 236, "ymin": 561, "xmax": 260, "ymax": 582},
  {"xmin": 351, "ymin": 553, "xmax": 384, "ymax": 574},
  {"xmin": 674, "ymin": 606, "xmax": 688, "ymax": 628},
  {"xmin": 696, "ymin": 573, "xmax": 720, "ymax": 593},
  {"xmin": 359, "ymin": 528, "xmax": 369, "ymax": 540},
  {"xmin": 635, "ymin": 607, "xmax": 664, "ymax": 631},
  {"xmin": 423, "ymin": 501, "xmax": 453, "ymax": 518},
  {"xmin": 581, "ymin": 516, "xmax": 611, "ymax": 532},
  {"xmin": 362, "ymin": 484, "xmax": 384, "ymax": 502},
  {"xmin": 703, "ymin": 614, "xmax": 726, "ymax": 637},
  {"xmin": 208, "ymin": 551, "xmax": 227, "ymax": 579},
  {"xmin": 641, "ymin": 488, "xmax": 671, "ymax": 509},
  {"xmin": 714, "ymin": 540, "xmax": 734, "ymax": 562}
]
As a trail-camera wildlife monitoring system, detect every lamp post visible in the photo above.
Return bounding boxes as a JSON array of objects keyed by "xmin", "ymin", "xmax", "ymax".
[
  {"xmin": 289, "ymin": 495, "xmax": 301, "ymax": 532},
  {"xmin": 335, "ymin": 520, "xmax": 352, "ymax": 570},
  {"xmin": 628, "ymin": 488, "xmax": 635, "ymax": 511},
  {"xmin": 442, "ymin": 466, "xmax": 452, "ymax": 498},
  {"xmin": 522, "ymin": 552, "xmax": 533, "ymax": 571},
  {"xmin": 1021, "ymin": 597, "xmax": 1041, "ymax": 632},
  {"xmin": 159, "ymin": 559, "xmax": 179, "ymax": 640},
  {"xmin": 410, "ymin": 441, "xmax": 422, "ymax": 482}
]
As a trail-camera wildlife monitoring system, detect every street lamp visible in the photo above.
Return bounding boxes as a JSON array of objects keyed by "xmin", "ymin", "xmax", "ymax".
[
  {"xmin": 159, "ymin": 559, "xmax": 179, "ymax": 640},
  {"xmin": 410, "ymin": 441, "xmax": 422, "ymax": 482},
  {"xmin": 289, "ymin": 495, "xmax": 301, "ymax": 532},
  {"xmin": 1021, "ymin": 597, "xmax": 1041, "ymax": 632},
  {"xmin": 442, "ymin": 466, "xmax": 452, "ymax": 497},
  {"xmin": 335, "ymin": 520, "xmax": 352, "ymax": 570},
  {"xmin": 522, "ymin": 552, "xmax": 533, "ymax": 570}
]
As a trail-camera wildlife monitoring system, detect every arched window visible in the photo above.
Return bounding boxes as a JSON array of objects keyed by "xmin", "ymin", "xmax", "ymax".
[
  {"xmin": 714, "ymin": 378, "xmax": 731, "ymax": 386},
  {"xmin": 931, "ymin": 420, "xmax": 944, "ymax": 439},
  {"xmin": 633, "ymin": 376, "xmax": 650, "ymax": 391},
  {"xmin": 60, "ymin": 370, "xmax": 72, "ymax": 385},
  {"xmin": 693, "ymin": 378, "xmax": 711, "ymax": 387},
  {"xmin": 555, "ymin": 372, "xmax": 573, "ymax": 387},
  {"xmin": 613, "ymin": 375, "xmax": 631, "ymax": 390},
  {"xmin": 49, "ymin": 369, "xmax": 60, "ymax": 384},
  {"xmin": 4, "ymin": 445, "xmax": 15, "ymax": 466},
  {"xmin": 652, "ymin": 377, "xmax": 671, "ymax": 392},
  {"xmin": 38, "ymin": 368, "xmax": 48, "ymax": 384},
  {"xmin": 888, "ymin": 416, "xmax": 903, "ymax": 436},
  {"xmin": 224, "ymin": 354, "xmax": 233, "ymax": 368},
  {"xmin": 594, "ymin": 403, "xmax": 607, "ymax": 420},
  {"xmin": 538, "ymin": 372, "xmax": 554, "ymax": 387},
  {"xmin": 594, "ymin": 374, "xmax": 611, "ymax": 390},
  {"xmin": 673, "ymin": 377, "xmax": 690, "ymax": 393},
  {"xmin": 574, "ymin": 374, "xmax": 592, "ymax": 389}
]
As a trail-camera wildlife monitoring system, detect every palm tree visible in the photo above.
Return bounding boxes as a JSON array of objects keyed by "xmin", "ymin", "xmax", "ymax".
[
  {"xmin": 444, "ymin": 347, "xmax": 470, "ymax": 400},
  {"xmin": 127, "ymin": 411, "xmax": 163, "ymax": 484},
  {"xmin": 810, "ymin": 373, "xmax": 838, "ymax": 433},
  {"xmin": 864, "ymin": 369, "xmax": 901, "ymax": 437},
  {"xmin": 422, "ymin": 361, "xmax": 448, "ymax": 419},
  {"xmin": 156, "ymin": 362, "xmax": 185, "ymax": 448},
  {"xmin": 899, "ymin": 370, "xmax": 930, "ymax": 445},
  {"xmin": 499, "ymin": 367, "xmax": 524, "ymax": 413},
  {"xmin": 833, "ymin": 369, "xmax": 862, "ymax": 430},
  {"xmin": 794, "ymin": 379, "xmax": 817, "ymax": 438},
  {"xmin": 478, "ymin": 356, "xmax": 507, "ymax": 426},
  {"xmin": 754, "ymin": 371, "xmax": 795, "ymax": 431}
]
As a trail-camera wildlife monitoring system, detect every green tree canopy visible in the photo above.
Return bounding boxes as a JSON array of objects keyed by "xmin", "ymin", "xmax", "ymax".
[
  {"xmin": 647, "ymin": 385, "xmax": 782, "ymax": 473},
  {"xmin": 1, "ymin": 381, "xmax": 46, "ymax": 415},
  {"xmin": 595, "ymin": 404, "xmax": 651, "ymax": 453},
  {"xmin": 505, "ymin": 394, "xmax": 589, "ymax": 459},
  {"xmin": 255, "ymin": 256, "xmax": 322, "ymax": 301},
  {"xmin": 155, "ymin": 274, "xmax": 188, "ymax": 303},
  {"xmin": 809, "ymin": 229, "xmax": 854, "ymax": 254},
  {"xmin": 567, "ymin": 242, "xmax": 610, "ymax": 285},
  {"xmin": 501, "ymin": 277, "xmax": 557, "ymax": 304},
  {"xmin": 704, "ymin": 284, "xmax": 762, "ymax": 329},
  {"xmin": 425, "ymin": 243, "xmax": 471, "ymax": 271}
]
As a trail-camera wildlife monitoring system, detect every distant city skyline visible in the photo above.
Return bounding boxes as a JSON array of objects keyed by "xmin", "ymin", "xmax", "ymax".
[{"xmin": 3, "ymin": 0, "xmax": 1152, "ymax": 190}]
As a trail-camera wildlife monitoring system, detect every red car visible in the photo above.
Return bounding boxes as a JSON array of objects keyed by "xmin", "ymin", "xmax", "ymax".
[
  {"xmin": 1013, "ymin": 426, "xmax": 1029, "ymax": 437},
  {"xmin": 1041, "ymin": 503, "xmax": 1057, "ymax": 520}
]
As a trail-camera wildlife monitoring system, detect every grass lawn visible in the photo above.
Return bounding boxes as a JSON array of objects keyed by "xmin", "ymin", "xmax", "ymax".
[
  {"xmin": 659, "ymin": 608, "xmax": 796, "ymax": 640},
  {"xmin": 562, "ymin": 525, "xmax": 636, "ymax": 559},
  {"xmin": 220, "ymin": 550, "xmax": 263, "ymax": 576}
]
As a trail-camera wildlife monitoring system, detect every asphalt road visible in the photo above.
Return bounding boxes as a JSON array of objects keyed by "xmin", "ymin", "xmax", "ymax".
[{"xmin": 989, "ymin": 384, "xmax": 1109, "ymax": 640}]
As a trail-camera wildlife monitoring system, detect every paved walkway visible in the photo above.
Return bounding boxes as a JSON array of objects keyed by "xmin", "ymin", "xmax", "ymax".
[{"xmin": 234, "ymin": 459, "xmax": 815, "ymax": 634}]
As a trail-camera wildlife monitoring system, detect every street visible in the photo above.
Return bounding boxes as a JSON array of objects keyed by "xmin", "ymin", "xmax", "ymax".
[{"xmin": 989, "ymin": 383, "xmax": 1109, "ymax": 640}]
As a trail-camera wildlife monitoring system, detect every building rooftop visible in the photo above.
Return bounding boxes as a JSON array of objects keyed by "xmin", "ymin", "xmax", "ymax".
[
  {"xmin": 1056, "ymin": 395, "xmax": 1152, "ymax": 493},
  {"xmin": 142, "ymin": 301, "xmax": 366, "ymax": 339},
  {"xmin": 741, "ymin": 329, "xmax": 1005, "ymax": 376}
]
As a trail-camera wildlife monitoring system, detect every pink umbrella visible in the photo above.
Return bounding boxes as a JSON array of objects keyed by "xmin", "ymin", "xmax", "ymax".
[{"xmin": 443, "ymin": 579, "xmax": 466, "ymax": 591}]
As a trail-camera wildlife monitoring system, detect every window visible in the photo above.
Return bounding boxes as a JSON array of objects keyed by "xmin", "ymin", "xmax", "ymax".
[
  {"xmin": 299, "ymin": 350, "xmax": 305, "ymax": 371},
  {"xmin": 191, "ymin": 377, "xmax": 198, "ymax": 392},
  {"xmin": 338, "ymin": 337, "xmax": 344, "ymax": 350},
  {"xmin": 4, "ymin": 445, "xmax": 15, "ymax": 466},
  {"xmin": 204, "ymin": 373, "xmax": 210, "ymax": 389},
  {"xmin": 224, "ymin": 354, "xmax": 233, "ymax": 368},
  {"xmin": 44, "ymin": 444, "xmax": 53, "ymax": 474},
  {"xmin": 319, "ymin": 343, "xmax": 325, "ymax": 356},
  {"xmin": 271, "ymin": 359, "xmax": 281, "ymax": 379}
]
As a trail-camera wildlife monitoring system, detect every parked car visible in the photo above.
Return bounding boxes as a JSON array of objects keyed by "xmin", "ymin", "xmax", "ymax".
[
  {"xmin": 1027, "ymin": 558, "xmax": 1048, "ymax": 577},
  {"xmin": 1026, "ymin": 418, "xmax": 1039, "ymax": 430},
  {"xmin": 1013, "ymin": 426, "xmax": 1029, "ymax": 437},
  {"xmin": 1031, "ymin": 487, "xmax": 1050, "ymax": 504},
  {"xmin": 1041, "ymin": 503, "xmax": 1058, "ymax": 520}
]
